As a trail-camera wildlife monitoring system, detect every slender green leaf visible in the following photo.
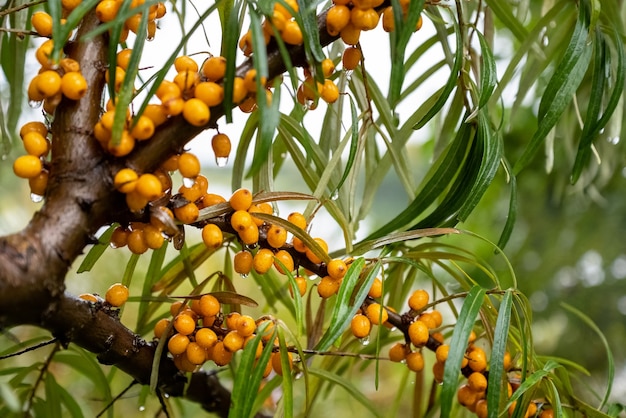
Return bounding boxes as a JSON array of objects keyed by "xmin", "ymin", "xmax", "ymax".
[
  {"xmin": 333, "ymin": 95, "xmax": 359, "ymax": 194},
  {"xmin": 441, "ymin": 286, "xmax": 486, "ymax": 418},
  {"xmin": 487, "ymin": 290, "xmax": 513, "ymax": 418},
  {"xmin": 476, "ymin": 30, "xmax": 497, "ymax": 109},
  {"xmin": 514, "ymin": 3, "xmax": 593, "ymax": 173},
  {"xmin": 56, "ymin": 382, "xmax": 85, "ymax": 418},
  {"xmin": 296, "ymin": 0, "xmax": 325, "ymax": 63},
  {"xmin": 76, "ymin": 225, "xmax": 116, "ymax": 273},
  {"xmin": 45, "ymin": 372, "xmax": 63, "ymax": 418},
  {"xmin": 277, "ymin": 328, "xmax": 294, "ymax": 418},
  {"xmin": 497, "ymin": 158, "xmax": 517, "ymax": 250}
]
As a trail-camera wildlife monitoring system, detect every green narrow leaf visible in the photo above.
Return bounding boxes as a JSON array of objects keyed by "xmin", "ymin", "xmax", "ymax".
[
  {"xmin": 307, "ymin": 368, "xmax": 384, "ymax": 418},
  {"xmin": 246, "ymin": 79, "xmax": 281, "ymax": 178},
  {"xmin": 277, "ymin": 328, "xmax": 294, "ymax": 418},
  {"xmin": 483, "ymin": 0, "xmax": 529, "ymax": 42},
  {"xmin": 222, "ymin": 0, "xmax": 243, "ymax": 123},
  {"xmin": 56, "ymin": 382, "xmax": 85, "ymax": 418},
  {"xmin": 507, "ymin": 360, "xmax": 560, "ymax": 407},
  {"xmin": 45, "ymin": 373, "xmax": 63, "ymax": 418},
  {"xmin": 296, "ymin": 0, "xmax": 325, "ymax": 63},
  {"xmin": 544, "ymin": 378, "xmax": 564, "ymax": 418},
  {"xmin": 514, "ymin": 3, "xmax": 593, "ymax": 173},
  {"xmin": 476, "ymin": 30, "xmax": 497, "ymax": 109},
  {"xmin": 76, "ymin": 225, "xmax": 116, "ymax": 273},
  {"xmin": 440, "ymin": 285, "xmax": 486, "ymax": 418},
  {"xmin": 412, "ymin": 11, "xmax": 462, "ymax": 129},
  {"xmin": 5, "ymin": 0, "xmax": 30, "ymax": 135},
  {"xmin": 561, "ymin": 302, "xmax": 614, "ymax": 409},
  {"xmin": 314, "ymin": 258, "xmax": 372, "ymax": 351},
  {"xmin": 333, "ymin": 95, "xmax": 359, "ymax": 194},
  {"xmin": 487, "ymin": 289, "xmax": 513, "ymax": 418},
  {"xmin": 496, "ymin": 158, "xmax": 517, "ymax": 250}
]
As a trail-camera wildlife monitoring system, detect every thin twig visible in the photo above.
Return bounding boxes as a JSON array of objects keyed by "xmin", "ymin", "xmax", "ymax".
[
  {"xmin": 96, "ymin": 380, "xmax": 138, "ymax": 418},
  {"xmin": 0, "ymin": 338, "xmax": 58, "ymax": 360},
  {"xmin": 23, "ymin": 341, "xmax": 61, "ymax": 415},
  {"xmin": 0, "ymin": 0, "xmax": 46, "ymax": 18}
]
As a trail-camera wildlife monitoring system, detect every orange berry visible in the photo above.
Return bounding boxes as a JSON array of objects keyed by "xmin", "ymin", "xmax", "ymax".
[
  {"xmin": 211, "ymin": 341, "xmax": 233, "ymax": 366},
  {"xmin": 126, "ymin": 228, "xmax": 148, "ymax": 254},
  {"xmin": 326, "ymin": 259, "xmax": 347, "ymax": 280},
  {"xmin": 28, "ymin": 170, "xmax": 49, "ymax": 196},
  {"xmin": 321, "ymin": 79, "xmax": 340, "ymax": 103},
  {"xmin": 107, "ymin": 131, "xmax": 136, "ymax": 157},
  {"xmin": 174, "ymin": 55, "xmax": 198, "ymax": 73},
  {"xmin": 365, "ymin": 303, "xmax": 388, "ymax": 325},
  {"xmin": 36, "ymin": 70, "xmax": 62, "ymax": 98},
  {"xmin": 274, "ymin": 0, "xmax": 298, "ymax": 18},
  {"xmin": 199, "ymin": 294, "xmax": 221, "ymax": 317},
  {"xmin": 182, "ymin": 98, "xmax": 210, "ymax": 127},
  {"xmin": 225, "ymin": 312, "xmax": 241, "ymax": 330},
  {"xmin": 135, "ymin": 173, "xmax": 163, "ymax": 200},
  {"xmin": 281, "ymin": 20, "xmax": 303, "ymax": 45},
  {"xmin": 408, "ymin": 289, "xmax": 430, "ymax": 311},
  {"xmin": 457, "ymin": 384, "xmax": 479, "ymax": 407},
  {"xmin": 350, "ymin": 314, "xmax": 371, "ymax": 339},
  {"xmin": 271, "ymin": 351, "xmax": 293, "ymax": 376},
  {"xmin": 475, "ymin": 399, "xmax": 488, "ymax": 418},
  {"xmin": 202, "ymin": 56, "xmax": 227, "ymax": 81},
  {"xmin": 230, "ymin": 188, "xmax": 253, "ymax": 211},
  {"xmin": 253, "ymin": 248, "xmax": 274, "ymax": 274},
  {"xmin": 211, "ymin": 133, "xmax": 231, "ymax": 160},
  {"xmin": 153, "ymin": 318, "xmax": 171, "ymax": 339},
  {"xmin": 243, "ymin": 69, "xmax": 266, "ymax": 92},
  {"xmin": 105, "ymin": 283, "xmax": 129, "ymax": 307},
  {"xmin": 195, "ymin": 81, "xmax": 224, "ymax": 107},
  {"xmin": 273, "ymin": 249, "xmax": 294, "ymax": 274},
  {"xmin": 468, "ymin": 372, "xmax": 488, "ymax": 393},
  {"xmin": 267, "ymin": 225, "xmax": 288, "ymax": 248},
  {"xmin": 186, "ymin": 341, "xmax": 206, "ymax": 365},
  {"xmin": 13, "ymin": 155, "xmax": 42, "ymax": 179},
  {"xmin": 130, "ymin": 115, "xmax": 155, "ymax": 140},
  {"xmin": 31, "ymin": 12, "xmax": 53, "ymax": 37},
  {"xmin": 388, "ymin": 343, "xmax": 408, "ymax": 362},
  {"xmin": 234, "ymin": 251, "xmax": 254, "ymax": 275},
  {"xmin": 367, "ymin": 277, "xmax": 383, "ymax": 298},
  {"xmin": 287, "ymin": 212, "xmax": 307, "ymax": 230},
  {"xmin": 178, "ymin": 152, "xmax": 201, "ymax": 178},
  {"xmin": 467, "ymin": 347, "xmax": 487, "ymax": 372},
  {"xmin": 231, "ymin": 210, "xmax": 254, "ymax": 232},
  {"xmin": 305, "ymin": 237, "xmax": 328, "ymax": 264},
  {"xmin": 61, "ymin": 71, "xmax": 88, "ymax": 100},
  {"xmin": 201, "ymin": 224, "xmax": 223, "ymax": 249},
  {"xmin": 350, "ymin": 7, "xmax": 380, "ymax": 31},
  {"xmin": 235, "ymin": 315, "xmax": 257, "ymax": 337},
  {"xmin": 435, "ymin": 344, "xmax": 449, "ymax": 363},
  {"xmin": 340, "ymin": 22, "xmax": 361, "ymax": 45},
  {"xmin": 174, "ymin": 313, "xmax": 197, "ymax": 336},
  {"xmin": 223, "ymin": 330, "xmax": 245, "ymax": 352},
  {"xmin": 433, "ymin": 361, "xmax": 445, "ymax": 383},
  {"xmin": 173, "ymin": 70, "xmax": 199, "ymax": 94},
  {"xmin": 195, "ymin": 327, "xmax": 218, "ymax": 349},
  {"xmin": 20, "ymin": 121, "xmax": 48, "ymax": 139},
  {"xmin": 156, "ymin": 80, "xmax": 182, "ymax": 100},
  {"xmin": 289, "ymin": 276, "xmax": 307, "ymax": 297},
  {"xmin": 167, "ymin": 333, "xmax": 190, "ymax": 355},
  {"xmin": 408, "ymin": 320, "xmax": 429, "ymax": 347},
  {"xmin": 231, "ymin": 77, "xmax": 248, "ymax": 104},
  {"xmin": 114, "ymin": 168, "xmax": 138, "ymax": 193},
  {"xmin": 22, "ymin": 132, "xmax": 50, "ymax": 157},
  {"xmin": 406, "ymin": 351, "xmax": 425, "ymax": 372},
  {"xmin": 342, "ymin": 47, "xmax": 362, "ymax": 71},
  {"xmin": 317, "ymin": 276, "xmax": 340, "ymax": 298},
  {"xmin": 143, "ymin": 224, "xmax": 164, "ymax": 249},
  {"xmin": 326, "ymin": 5, "xmax": 351, "ymax": 36}
]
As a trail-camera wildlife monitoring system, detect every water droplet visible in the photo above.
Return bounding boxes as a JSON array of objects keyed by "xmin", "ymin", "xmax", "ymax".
[
  {"xmin": 294, "ymin": 372, "xmax": 304, "ymax": 380},
  {"xmin": 330, "ymin": 190, "xmax": 339, "ymax": 200},
  {"xmin": 345, "ymin": 70, "xmax": 353, "ymax": 80},
  {"xmin": 138, "ymin": 405, "xmax": 146, "ymax": 412},
  {"xmin": 1, "ymin": 154, "xmax": 8, "ymax": 161},
  {"xmin": 400, "ymin": 359, "xmax": 406, "ymax": 364},
  {"xmin": 541, "ymin": 36, "xmax": 549, "ymax": 47},
  {"xmin": 389, "ymin": 326, "xmax": 397, "ymax": 332},
  {"xmin": 608, "ymin": 136, "xmax": 620, "ymax": 145},
  {"xmin": 30, "ymin": 193, "xmax": 43, "ymax": 203},
  {"xmin": 215, "ymin": 156, "xmax": 228, "ymax": 167},
  {"xmin": 599, "ymin": 128, "xmax": 605, "ymax": 134},
  {"xmin": 147, "ymin": 34, "xmax": 155, "ymax": 42},
  {"xmin": 239, "ymin": 273, "xmax": 248, "ymax": 279},
  {"xmin": 28, "ymin": 100, "xmax": 42, "ymax": 109},
  {"xmin": 359, "ymin": 336, "xmax": 370, "ymax": 346},
  {"xmin": 182, "ymin": 177, "xmax": 195, "ymax": 188},
  {"xmin": 163, "ymin": 393, "xmax": 170, "ymax": 399}
]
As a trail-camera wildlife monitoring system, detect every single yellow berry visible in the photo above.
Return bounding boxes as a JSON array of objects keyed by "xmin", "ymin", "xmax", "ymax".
[
  {"xmin": 253, "ymin": 248, "xmax": 274, "ymax": 274},
  {"xmin": 178, "ymin": 152, "xmax": 201, "ymax": 178},
  {"xmin": 202, "ymin": 56, "xmax": 227, "ymax": 81},
  {"xmin": 229, "ymin": 188, "xmax": 253, "ymax": 211},
  {"xmin": 199, "ymin": 294, "xmax": 221, "ymax": 317},
  {"xmin": 408, "ymin": 289, "xmax": 430, "ymax": 311},
  {"xmin": 167, "ymin": 333, "xmax": 190, "ymax": 355},
  {"xmin": 388, "ymin": 343, "xmax": 408, "ymax": 362},
  {"xmin": 195, "ymin": 327, "xmax": 218, "ymax": 349},
  {"xmin": 350, "ymin": 313, "xmax": 371, "ymax": 338},
  {"xmin": 365, "ymin": 303, "xmax": 388, "ymax": 325},
  {"xmin": 61, "ymin": 71, "xmax": 88, "ymax": 100},
  {"xmin": 13, "ymin": 155, "xmax": 42, "ymax": 179},
  {"xmin": 326, "ymin": 259, "xmax": 347, "ymax": 280},
  {"xmin": 201, "ymin": 224, "xmax": 223, "ymax": 249},
  {"xmin": 406, "ymin": 351, "xmax": 425, "ymax": 372},
  {"xmin": 105, "ymin": 283, "xmax": 129, "ymax": 307}
]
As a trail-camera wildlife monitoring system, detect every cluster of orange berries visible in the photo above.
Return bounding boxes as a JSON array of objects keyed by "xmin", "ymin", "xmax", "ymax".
[
  {"xmin": 325, "ymin": 0, "xmax": 423, "ymax": 71},
  {"xmin": 95, "ymin": 0, "xmax": 166, "ymax": 42},
  {"xmin": 296, "ymin": 59, "xmax": 340, "ymax": 109},
  {"xmin": 155, "ymin": 296, "xmax": 293, "ymax": 376},
  {"xmin": 79, "ymin": 282, "xmax": 129, "ymax": 307},
  {"xmin": 12, "ymin": 122, "xmax": 51, "ymax": 199},
  {"xmin": 239, "ymin": 0, "xmax": 303, "ymax": 55}
]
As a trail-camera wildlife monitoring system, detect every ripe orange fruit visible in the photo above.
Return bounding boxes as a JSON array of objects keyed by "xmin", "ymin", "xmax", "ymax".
[
  {"xmin": 229, "ymin": 188, "xmax": 253, "ymax": 211},
  {"xmin": 182, "ymin": 98, "xmax": 210, "ymax": 127},
  {"xmin": 406, "ymin": 351, "xmax": 424, "ymax": 372},
  {"xmin": 388, "ymin": 343, "xmax": 408, "ymax": 362},
  {"xmin": 342, "ymin": 47, "xmax": 362, "ymax": 71},
  {"xmin": 408, "ymin": 320, "xmax": 429, "ymax": 347},
  {"xmin": 317, "ymin": 275, "xmax": 340, "ymax": 298},
  {"xmin": 22, "ymin": 132, "xmax": 50, "ymax": 157},
  {"xmin": 36, "ymin": 70, "xmax": 62, "ymax": 98},
  {"xmin": 326, "ymin": 5, "xmax": 351, "ymax": 36},
  {"xmin": 253, "ymin": 248, "xmax": 274, "ymax": 274},
  {"xmin": 365, "ymin": 303, "xmax": 388, "ymax": 325},
  {"xmin": 408, "ymin": 289, "xmax": 429, "ymax": 311},
  {"xmin": 194, "ymin": 81, "xmax": 224, "ymax": 107},
  {"xmin": 135, "ymin": 173, "xmax": 163, "ymax": 200},
  {"xmin": 31, "ymin": 12, "xmax": 53, "ymax": 37},
  {"xmin": 201, "ymin": 224, "xmax": 223, "ymax": 249},
  {"xmin": 61, "ymin": 72, "xmax": 88, "ymax": 100},
  {"xmin": 105, "ymin": 283, "xmax": 129, "ymax": 307},
  {"xmin": 350, "ymin": 313, "xmax": 371, "ymax": 338},
  {"xmin": 202, "ymin": 56, "xmax": 227, "ymax": 81},
  {"xmin": 114, "ymin": 168, "xmax": 138, "ymax": 193},
  {"xmin": 13, "ymin": 155, "xmax": 42, "ymax": 179},
  {"xmin": 211, "ymin": 133, "xmax": 231, "ymax": 159}
]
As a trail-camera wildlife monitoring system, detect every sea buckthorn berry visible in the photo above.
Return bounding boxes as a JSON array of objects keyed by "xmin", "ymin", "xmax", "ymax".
[
  {"xmin": 130, "ymin": 115, "xmax": 155, "ymax": 140},
  {"xmin": 326, "ymin": 5, "xmax": 351, "ymax": 36},
  {"xmin": 225, "ymin": 312, "xmax": 241, "ymax": 330},
  {"xmin": 253, "ymin": 248, "xmax": 275, "ymax": 274},
  {"xmin": 153, "ymin": 318, "xmax": 171, "ymax": 339},
  {"xmin": 468, "ymin": 372, "xmax": 488, "ymax": 393},
  {"xmin": 162, "ymin": 96, "xmax": 185, "ymax": 116},
  {"xmin": 174, "ymin": 55, "xmax": 198, "ymax": 73},
  {"xmin": 61, "ymin": 72, "xmax": 88, "ymax": 100},
  {"xmin": 408, "ymin": 289, "xmax": 430, "ymax": 311},
  {"xmin": 340, "ymin": 22, "xmax": 361, "ymax": 45},
  {"xmin": 267, "ymin": 225, "xmax": 288, "ymax": 248},
  {"xmin": 305, "ymin": 237, "xmax": 328, "ymax": 264},
  {"xmin": 238, "ymin": 96, "xmax": 257, "ymax": 113},
  {"xmin": 326, "ymin": 259, "xmax": 347, "ymax": 280},
  {"xmin": 243, "ymin": 69, "xmax": 266, "ymax": 93},
  {"xmin": 107, "ymin": 131, "xmax": 136, "ymax": 157},
  {"xmin": 503, "ymin": 351, "xmax": 512, "ymax": 371},
  {"xmin": 201, "ymin": 224, "xmax": 223, "ymax": 249},
  {"xmin": 467, "ymin": 347, "xmax": 487, "ymax": 372},
  {"xmin": 231, "ymin": 210, "xmax": 254, "ymax": 232},
  {"xmin": 321, "ymin": 79, "xmax": 340, "ymax": 103},
  {"xmin": 156, "ymin": 80, "xmax": 182, "ymax": 101},
  {"xmin": 168, "ymin": 333, "xmax": 190, "ymax": 355},
  {"xmin": 231, "ymin": 76, "xmax": 248, "ymax": 104},
  {"xmin": 457, "ymin": 384, "xmax": 479, "ymax": 408},
  {"xmin": 271, "ymin": 351, "xmax": 293, "ymax": 376},
  {"xmin": 406, "ymin": 351, "xmax": 425, "ymax": 372},
  {"xmin": 186, "ymin": 342, "xmax": 206, "ymax": 365},
  {"xmin": 468, "ymin": 330, "xmax": 477, "ymax": 344},
  {"xmin": 93, "ymin": 122, "xmax": 111, "ymax": 144},
  {"xmin": 79, "ymin": 293, "xmax": 99, "ymax": 303},
  {"xmin": 238, "ymin": 30, "xmax": 253, "ymax": 56},
  {"xmin": 388, "ymin": 343, "xmax": 408, "ymax": 362},
  {"xmin": 418, "ymin": 312, "xmax": 438, "ymax": 330},
  {"xmin": 173, "ymin": 70, "xmax": 199, "ymax": 94},
  {"xmin": 274, "ymin": 0, "xmax": 298, "ymax": 18},
  {"xmin": 350, "ymin": 7, "xmax": 380, "ymax": 31},
  {"xmin": 415, "ymin": 15, "xmax": 423, "ymax": 31},
  {"xmin": 257, "ymin": 319, "xmax": 276, "ymax": 342},
  {"xmin": 433, "ymin": 360, "xmax": 445, "ymax": 383},
  {"xmin": 13, "ymin": 155, "xmax": 42, "ymax": 179},
  {"xmin": 342, "ymin": 47, "xmax": 362, "ymax": 71},
  {"xmin": 203, "ymin": 315, "xmax": 216, "ymax": 327},
  {"xmin": 235, "ymin": 315, "xmax": 257, "ymax": 337},
  {"xmin": 382, "ymin": 6, "xmax": 395, "ymax": 32},
  {"xmin": 365, "ymin": 303, "xmax": 388, "ymax": 325},
  {"xmin": 435, "ymin": 344, "xmax": 449, "ymax": 363},
  {"xmin": 230, "ymin": 188, "xmax": 253, "ymax": 211},
  {"xmin": 169, "ymin": 300, "xmax": 185, "ymax": 316},
  {"xmin": 178, "ymin": 152, "xmax": 201, "ymax": 178},
  {"xmin": 408, "ymin": 320, "xmax": 429, "ymax": 347},
  {"xmin": 234, "ymin": 251, "xmax": 254, "ymax": 275},
  {"xmin": 211, "ymin": 133, "xmax": 231, "ymax": 160},
  {"xmin": 20, "ymin": 121, "xmax": 48, "ymax": 139},
  {"xmin": 317, "ymin": 276, "xmax": 340, "ymax": 298},
  {"xmin": 368, "ymin": 277, "xmax": 383, "ymax": 298},
  {"xmin": 31, "ymin": 12, "xmax": 53, "ymax": 37},
  {"xmin": 105, "ymin": 283, "xmax": 129, "ymax": 307},
  {"xmin": 539, "ymin": 409, "xmax": 554, "ymax": 418},
  {"xmin": 28, "ymin": 171, "xmax": 49, "ymax": 197},
  {"xmin": 281, "ymin": 19, "xmax": 303, "ymax": 45},
  {"xmin": 238, "ymin": 223, "xmax": 259, "ymax": 246},
  {"xmin": 116, "ymin": 48, "xmax": 132, "ymax": 70},
  {"xmin": 22, "ymin": 132, "xmax": 49, "ymax": 157},
  {"xmin": 195, "ymin": 327, "xmax": 218, "ymax": 349},
  {"xmin": 174, "ymin": 313, "xmax": 196, "ymax": 336},
  {"xmin": 475, "ymin": 399, "xmax": 488, "ymax": 418},
  {"xmin": 36, "ymin": 70, "xmax": 62, "ymax": 98},
  {"xmin": 223, "ymin": 330, "xmax": 245, "ymax": 352},
  {"xmin": 96, "ymin": 0, "xmax": 120, "ymax": 22},
  {"xmin": 183, "ymin": 98, "xmax": 210, "ymax": 127},
  {"xmin": 428, "ymin": 310, "xmax": 443, "ymax": 328},
  {"xmin": 274, "ymin": 249, "xmax": 294, "ymax": 274},
  {"xmin": 202, "ymin": 56, "xmax": 227, "ymax": 81},
  {"xmin": 105, "ymin": 66, "xmax": 126, "ymax": 92},
  {"xmin": 199, "ymin": 294, "xmax": 220, "ymax": 317},
  {"xmin": 143, "ymin": 224, "xmax": 165, "ymax": 249},
  {"xmin": 287, "ymin": 212, "xmax": 307, "ymax": 230},
  {"xmin": 136, "ymin": 173, "xmax": 163, "ymax": 200},
  {"xmin": 110, "ymin": 226, "xmax": 128, "ymax": 249},
  {"xmin": 195, "ymin": 81, "xmax": 224, "ymax": 107},
  {"xmin": 28, "ymin": 76, "xmax": 46, "ymax": 102},
  {"xmin": 60, "ymin": 58, "xmax": 81, "ymax": 74},
  {"xmin": 321, "ymin": 58, "xmax": 335, "ymax": 78},
  {"xmin": 114, "ymin": 168, "xmax": 138, "ymax": 193},
  {"xmin": 125, "ymin": 191, "xmax": 148, "ymax": 212},
  {"xmin": 127, "ymin": 228, "xmax": 148, "ymax": 254},
  {"xmin": 35, "ymin": 39, "xmax": 54, "ymax": 68},
  {"xmin": 289, "ymin": 276, "xmax": 307, "ymax": 297}
]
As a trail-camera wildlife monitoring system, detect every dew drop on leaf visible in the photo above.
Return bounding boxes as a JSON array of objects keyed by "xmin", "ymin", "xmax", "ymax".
[{"xmin": 215, "ymin": 157, "xmax": 228, "ymax": 167}]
